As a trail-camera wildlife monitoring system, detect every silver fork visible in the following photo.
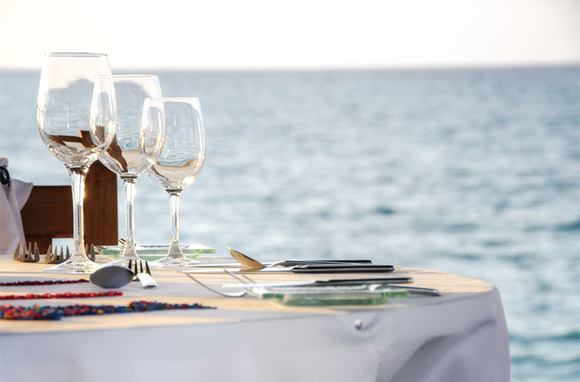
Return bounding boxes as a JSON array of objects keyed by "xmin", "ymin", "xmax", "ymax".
[
  {"xmin": 184, "ymin": 273, "xmax": 247, "ymax": 297},
  {"xmin": 128, "ymin": 259, "xmax": 158, "ymax": 288}
]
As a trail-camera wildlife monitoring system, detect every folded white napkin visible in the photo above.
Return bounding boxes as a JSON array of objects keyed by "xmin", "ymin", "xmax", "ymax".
[{"xmin": 0, "ymin": 158, "xmax": 33, "ymax": 255}]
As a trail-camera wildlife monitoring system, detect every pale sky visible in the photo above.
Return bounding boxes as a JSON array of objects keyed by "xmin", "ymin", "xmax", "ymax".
[{"xmin": 0, "ymin": 0, "xmax": 578, "ymax": 70}]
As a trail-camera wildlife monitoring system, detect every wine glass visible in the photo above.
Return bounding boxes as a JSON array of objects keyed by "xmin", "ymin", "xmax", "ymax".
[
  {"xmin": 36, "ymin": 52, "xmax": 116, "ymax": 274},
  {"xmin": 98, "ymin": 75, "xmax": 165, "ymax": 266},
  {"xmin": 147, "ymin": 97, "xmax": 205, "ymax": 267}
]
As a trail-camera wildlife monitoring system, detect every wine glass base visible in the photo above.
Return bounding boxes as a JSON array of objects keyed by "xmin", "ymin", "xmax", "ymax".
[
  {"xmin": 150, "ymin": 255, "xmax": 200, "ymax": 268},
  {"xmin": 43, "ymin": 258, "xmax": 100, "ymax": 274}
]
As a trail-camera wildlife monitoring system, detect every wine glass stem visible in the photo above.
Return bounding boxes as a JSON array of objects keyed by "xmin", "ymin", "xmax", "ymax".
[
  {"xmin": 68, "ymin": 167, "xmax": 89, "ymax": 258},
  {"xmin": 122, "ymin": 177, "xmax": 137, "ymax": 258},
  {"xmin": 168, "ymin": 191, "xmax": 182, "ymax": 257}
]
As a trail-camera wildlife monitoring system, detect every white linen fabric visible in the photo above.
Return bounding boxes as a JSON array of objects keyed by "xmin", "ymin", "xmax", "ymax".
[
  {"xmin": 0, "ymin": 158, "xmax": 33, "ymax": 255},
  {"xmin": 0, "ymin": 261, "xmax": 510, "ymax": 382}
]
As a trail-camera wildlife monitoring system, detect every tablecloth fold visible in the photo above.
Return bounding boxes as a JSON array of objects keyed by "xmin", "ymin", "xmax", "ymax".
[{"xmin": 0, "ymin": 158, "xmax": 33, "ymax": 255}]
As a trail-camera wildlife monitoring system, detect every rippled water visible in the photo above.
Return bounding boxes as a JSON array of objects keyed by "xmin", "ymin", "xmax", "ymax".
[{"xmin": 1, "ymin": 67, "xmax": 579, "ymax": 381}]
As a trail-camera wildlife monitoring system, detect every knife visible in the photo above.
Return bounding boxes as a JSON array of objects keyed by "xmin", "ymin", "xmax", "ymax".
[
  {"xmin": 183, "ymin": 264, "xmax": 395, "ymax": 274},
  {"xmin": 222, "ymin": 276, "xmax": 413, "ymax": 289},
  {"xmin": 184, "ymin": 259, "xmax": 373, "ymax": 268}
]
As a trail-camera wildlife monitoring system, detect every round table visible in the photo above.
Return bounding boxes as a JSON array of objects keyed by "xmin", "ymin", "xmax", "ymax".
[{"xmin": 0, "ymin": 257, "xmax": 510, "ymax": 382}]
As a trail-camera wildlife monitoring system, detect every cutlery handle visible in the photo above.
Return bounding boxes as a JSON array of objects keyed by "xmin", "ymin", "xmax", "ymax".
[
  {"xmin": 137, "ymin": 273, "xmax": 158, "ymax": 288},
  {"xmin": 291, "ymin": 265, "xmax": 394, "ymax": 273},
  {"xmin": 318, "ymin": 277, "xmax": 412, "ymax": 285},
  {"xmin": 277, "ymin": 259, "xmax": 373, "ymax": 266}
]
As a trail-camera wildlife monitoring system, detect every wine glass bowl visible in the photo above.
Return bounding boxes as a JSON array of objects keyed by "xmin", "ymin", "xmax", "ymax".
[
  {"xmin": 38, "ymin": 64, "xmax": 116, "ymax": 169},
  {"xmin": 147, "ymin": 97, "xmax": 205, "ymax": 267},
  {"xmin": 36, "ymin": 52, "xmax": 116, "ymax": 274},
  {"xmin": 99, "ymin": 75, "xmax": 164, "ymax": 176},
  {"xmin": 98, "ymin": 75, "xmax": 165, "ymax": 265}
]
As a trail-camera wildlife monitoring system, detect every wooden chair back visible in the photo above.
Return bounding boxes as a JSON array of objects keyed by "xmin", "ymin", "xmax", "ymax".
[{"xmin": 21, "ymin": 162, "xmax": 118, "ymax": 253}]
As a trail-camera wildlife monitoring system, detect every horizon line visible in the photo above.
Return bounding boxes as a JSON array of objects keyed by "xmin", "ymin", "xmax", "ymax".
[{"xmin": 1, "ymin": 61, "xmax": 578, "ymax": 72}]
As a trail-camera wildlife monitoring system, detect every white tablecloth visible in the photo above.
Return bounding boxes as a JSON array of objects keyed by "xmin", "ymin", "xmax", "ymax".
[{"xmin": 0, "ymin": 259, "xmax": 510, "ymax": 382}]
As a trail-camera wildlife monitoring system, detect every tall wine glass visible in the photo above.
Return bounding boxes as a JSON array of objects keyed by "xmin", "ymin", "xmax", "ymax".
[
  {"xmin": 36, "ymin": 52, "xmax": 116, "ymax": 274},
  {"xmin": 147, "ymin": 97, "xmax": 205, "ymax": 267},
  {"xmin": 98, "ymin": 75, "xmax": 165, "ymax": 265}
]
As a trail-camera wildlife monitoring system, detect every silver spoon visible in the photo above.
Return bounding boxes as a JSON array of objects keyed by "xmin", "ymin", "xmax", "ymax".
[
  {"xmin": 89, "ymin": 265, "xmax": 135, "ymax": 289},
  {"xmin": 227, "ymin": 247, "xmax": 263, "ymax": 270},
  {"xmin": 227, "ymin": 247, "xmax": 372, "ymax": 270}
]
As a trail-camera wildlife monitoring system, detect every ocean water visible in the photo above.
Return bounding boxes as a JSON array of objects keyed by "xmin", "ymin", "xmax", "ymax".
[{"xmin": 1, "ymin": 67, "xmax": 579, "ymax": 381}]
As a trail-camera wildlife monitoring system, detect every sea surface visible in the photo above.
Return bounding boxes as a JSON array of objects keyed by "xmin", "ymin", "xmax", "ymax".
[{"xmin": 1, "ymin": 67, "xmax": 579, "ymax": 381}]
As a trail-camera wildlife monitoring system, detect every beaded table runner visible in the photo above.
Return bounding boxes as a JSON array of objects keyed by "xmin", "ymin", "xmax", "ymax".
[
  {"xmin": 0, "ymin": 301, "xmax": 215, "ymax": 320},
  {"xmin": 0, "ymin": 291, "xmax": 122, "ymax": 300},
  {"xmin": 0, "ymin": 279, "xmax": 90, "ymax": 287}
]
